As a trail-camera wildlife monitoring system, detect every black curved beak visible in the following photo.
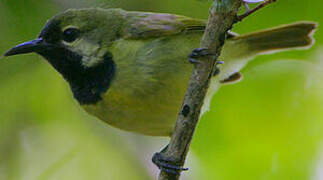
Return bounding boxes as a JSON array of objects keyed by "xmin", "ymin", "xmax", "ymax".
[{"xmin": 3, "ymin": 38, "xmax": 44, "ymax": 57}]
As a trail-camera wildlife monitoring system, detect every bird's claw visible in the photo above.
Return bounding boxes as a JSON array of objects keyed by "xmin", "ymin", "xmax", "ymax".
[
  {"xmin": 213, "ymin": 61, "xmax": 224, "ymax": 76},
  {"xmin": 188, "ymin": 48, "xmax": 224, "ymax": 75},
  {"xmin": 190, "ymin": 48, "xmax": 213, "ymax": 57},
  {"xmin": 152, "ymin": 152, "xmax": 188, "ymax": 175},
  {"xmin": 188, "ymin": 58, "xmax": 201, "ymax": 64},
  {"xmin": 188, "ymin": 48, "xmax": 215, "ymax": 64},
  {"xmin": 216, "ymin": 60, "xmax": 224, "ymax": 65}
]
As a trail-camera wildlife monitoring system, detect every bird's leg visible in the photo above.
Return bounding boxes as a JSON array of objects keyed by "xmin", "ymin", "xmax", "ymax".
[
  {"xmin": 213, "ymin": 60, "xmax": 224, "ymax": 76},
  {"xmin": 188, "ymin": 48, "xmax": 224, "ymax": 76},
  {"xmin": 188, "ymin": 48, "xmax": 215, "ymax": 64},
  {"xmin": 152, "ymin": 144, "xmax": 189, "ymax": 175}
]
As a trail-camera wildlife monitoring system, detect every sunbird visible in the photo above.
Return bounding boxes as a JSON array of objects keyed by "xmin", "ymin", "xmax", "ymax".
[{"xmin": 4, "ymin": 8, "xmax": 316, "ymax": 136}]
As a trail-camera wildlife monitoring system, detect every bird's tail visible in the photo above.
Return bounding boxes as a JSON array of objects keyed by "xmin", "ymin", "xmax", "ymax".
[
  {"xmin": 202, "ymin": 22, "xmax": 317, "ymax": 115},
  {"xmin": 234, "ymin": 22, "xmax": 317, "ymax": 55}
]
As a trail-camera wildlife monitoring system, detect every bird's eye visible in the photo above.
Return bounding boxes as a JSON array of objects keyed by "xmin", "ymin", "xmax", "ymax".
[{"xmin": 62, "ymin": 28, "xmax": 80, "ymax": 43}]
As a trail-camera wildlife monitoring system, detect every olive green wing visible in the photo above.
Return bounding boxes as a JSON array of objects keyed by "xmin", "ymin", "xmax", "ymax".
[{"xmin": 120, "ymin": 11, "xmax": 207, "ymax": 39}]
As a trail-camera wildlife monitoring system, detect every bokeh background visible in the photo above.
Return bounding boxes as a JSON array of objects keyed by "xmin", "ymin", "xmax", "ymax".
[{"xmin": 0, "ymin": 0, "xmax": 323, "ymax": 179}]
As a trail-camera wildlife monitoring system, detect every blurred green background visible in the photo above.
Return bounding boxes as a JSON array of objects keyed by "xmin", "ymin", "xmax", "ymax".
[{"xmin": 0, "ymin": 0, "xmax": 322, "ymax": 179}]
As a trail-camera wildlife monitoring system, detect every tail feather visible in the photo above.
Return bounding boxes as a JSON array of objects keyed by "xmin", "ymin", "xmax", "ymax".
[
  {"xmin": 235, "ymin": 22, "xmax": 317, "ymax": 54},
  {"xmin": 202, "ymin": 22, "xmax": 317, "ymax": 115}
]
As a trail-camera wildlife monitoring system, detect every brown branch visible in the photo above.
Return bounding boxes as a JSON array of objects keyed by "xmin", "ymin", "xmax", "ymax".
[
  {"xmin": 155, "ymin": 0, "xmax": 276, "ymax": 179},
  {"xmin": 156, "ymin": 0, "xmax": 242, "ymax": 180}
]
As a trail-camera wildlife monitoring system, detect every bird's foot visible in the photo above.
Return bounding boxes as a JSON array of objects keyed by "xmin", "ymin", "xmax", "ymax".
[
  {"xmin": 188, "ymin": 48, "xmax": 216, "ymax": 64},
  {"xmin": 213, "ymin": 60, "xmax": 224, "ymax": 76},
  {"xmin": 188, "ymin": 48, "xmax": 224, "ymax": 76},
  {"xmin": 152, "ymin": 146, "xmax": 188, "ymax": 175}
]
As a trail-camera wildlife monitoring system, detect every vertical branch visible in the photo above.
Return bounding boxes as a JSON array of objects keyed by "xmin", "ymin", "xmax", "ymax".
[{"xmin": 157, "ymin": 0, "xmax": 242, "ymax": 180}]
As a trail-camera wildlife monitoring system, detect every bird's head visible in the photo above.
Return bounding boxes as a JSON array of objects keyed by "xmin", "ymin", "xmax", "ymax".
[
  {"xmin": 4, "ymin": 8, "xmax": 124, "ymax": 68},
  {"xmin": 3, "ymin": 8, "xmax": 125, "ymax": 104}
]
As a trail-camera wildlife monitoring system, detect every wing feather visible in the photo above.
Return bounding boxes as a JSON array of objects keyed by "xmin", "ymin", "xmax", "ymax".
[{"xmin": 121, "ymin": 11, "xmax": 206, "ymax": 39}]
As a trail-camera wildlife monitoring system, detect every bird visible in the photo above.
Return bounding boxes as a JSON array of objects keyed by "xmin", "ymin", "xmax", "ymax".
[{"xmin": 3, "ymin": 8, "xmax": 317, "ymax": 137}]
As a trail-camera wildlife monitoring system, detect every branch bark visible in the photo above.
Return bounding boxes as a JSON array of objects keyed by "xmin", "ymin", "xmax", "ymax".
[{"xmin": 157, "ymin": 0, "xmax": 242, "ymax": 180}]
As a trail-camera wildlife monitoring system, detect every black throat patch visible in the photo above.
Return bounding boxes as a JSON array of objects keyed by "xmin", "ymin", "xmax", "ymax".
[
  {"xmin": 39, "ymin": 47, "xmax": 115, "ymax": 105},
  {"xmin": 35, "ymin": 19, "xmax": 115, "ymax": 105}
]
